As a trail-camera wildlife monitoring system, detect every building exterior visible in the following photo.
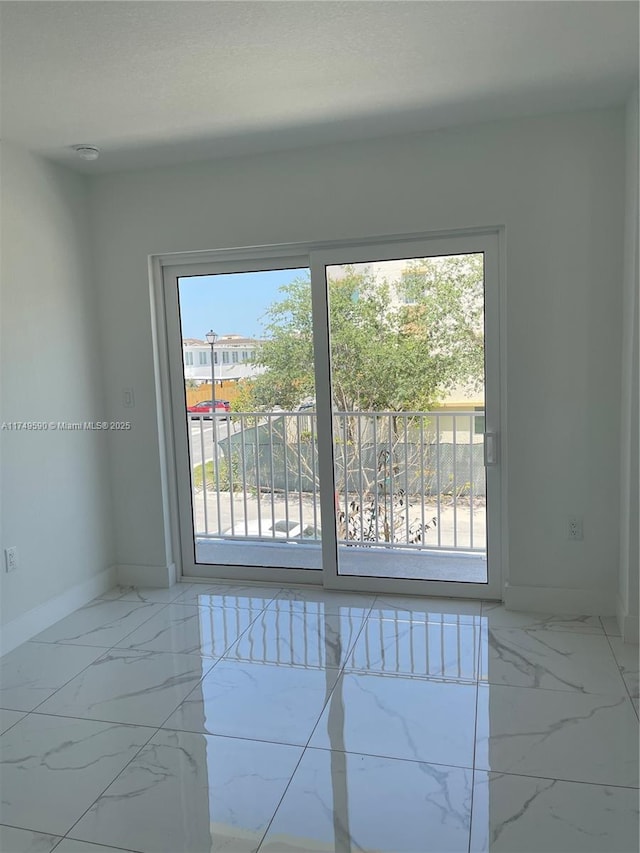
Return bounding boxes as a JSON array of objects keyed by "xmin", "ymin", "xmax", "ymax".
[{"xmin": 183, "ymin": 334, "xmax": 264, "ymax": 386}]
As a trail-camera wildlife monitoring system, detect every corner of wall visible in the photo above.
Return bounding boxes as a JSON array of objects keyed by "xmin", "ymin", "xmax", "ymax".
[
  {"xmin": 116, "ymin": 562, "xmax": 176, "ymax": 588},
  {"xmin": 617, "ymin": 594, "xmax": 639, "ymax": 645},
  {"xmin": 0, "ymin": 565, "xmax": 117, "ymax": 657},
  {"xmin": 618, "ymin": 87, "xmax": 640, "ymax": 638},
  {"xmin": 1, "ymin": 142, "xmax": 116, "ymax": 633}
]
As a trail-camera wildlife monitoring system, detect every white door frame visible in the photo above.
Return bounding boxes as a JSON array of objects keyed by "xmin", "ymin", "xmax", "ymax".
[
  {"xmin": 151, "ymin": 227, "xmax": 507, "ymax": 599},
  {"xmin": 160, "ymin": 250, "xmax": 320, "ymax": 587}
]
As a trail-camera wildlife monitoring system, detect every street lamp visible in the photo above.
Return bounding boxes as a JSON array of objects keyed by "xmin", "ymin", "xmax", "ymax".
[
  {"xmin": 205, "ymin": 330, "xmax": 218, "ymax": 411},
  {"xmin": 205, "ymin": 330, "xmax": 219, "ymax": 472}
]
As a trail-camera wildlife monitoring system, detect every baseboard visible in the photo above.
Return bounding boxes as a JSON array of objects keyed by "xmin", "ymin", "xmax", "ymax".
[
  {"xmin": 116, "ymin": 562, "xmax": 176, "ymax": 588},
  {"xmin": 503, "ymin": 582, "xmax": 616, "ymax": 617},
  {"xmin": 0, "ymin": 565, "xmax": 117, "ymax": 657},
  {"xmin": 617, "ymin": 595, "xmax": 640, "ymax": 644}
]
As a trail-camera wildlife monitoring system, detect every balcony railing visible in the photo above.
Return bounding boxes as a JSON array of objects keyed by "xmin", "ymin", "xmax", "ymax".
[{"xmin": 188, "ymin": 410, "xmax": 486, "ymax": 553}]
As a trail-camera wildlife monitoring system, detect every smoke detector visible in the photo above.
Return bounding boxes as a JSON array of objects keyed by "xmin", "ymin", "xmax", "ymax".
[{"xmin": 71, "ymin": 145, "xmax": 100, "ymax": 161}]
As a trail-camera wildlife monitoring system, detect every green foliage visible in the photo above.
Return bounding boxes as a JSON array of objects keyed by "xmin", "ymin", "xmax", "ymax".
[
  {"xmin": 242, "ymin": 276, "xmax": 316, "ymax": 411},
  {"xmin": 192, "ymin": 455, "xmax": 243, "ymax": 492},
  {"xmin": 240, "ymin": 255, "xmax": 484, "ymax": 412},
  {"xmin": 230, "ymin": 381, "xmax": 260, "ymax": 420}
]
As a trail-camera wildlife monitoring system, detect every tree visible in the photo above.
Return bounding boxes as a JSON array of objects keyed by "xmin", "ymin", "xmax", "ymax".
[{"xmin": 235, "ymin": 254, "xmax": 484, "ymax": 413}]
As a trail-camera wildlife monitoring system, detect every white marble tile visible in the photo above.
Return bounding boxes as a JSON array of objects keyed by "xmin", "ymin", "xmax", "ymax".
[
  {"xmin": 470, "ymin": 771, "xmax": 640, "ymax": 852},
  {"xmin": 0, "ymin": 707, "xmax": 26, "ymax": 733},
  {"xmin": 224, "ymin": 606, "xmax": 366, "ymax": 669},
  {"xmin": 608, "ymin": 636, "xmax": 639, "ymax": 699},
  {"xmin": 54, "ymin": 841, "xmax": 139, "ymax": 853},
  {"xmin": 0, "ymin": 826, "xmax": 60, "ymax": 853},
  {"xmin": 0, "ymin": 713, "xmax": 153, "ymax": 836},
  {"xmin": 480, "ymin": 605, "xmax": 604, "ymax": 634},
  {"xmin": 371, "ymin": 595, "xmax": 481, "ymax": 624},
  {"xmin": 600, "ymin": 614, "xmax": 622, "ymax": 637},
  {"xmin": 70, "ymin": 729, "xmax": 302, "ymax": 853},
  {"xmin": 260, "ymin": 747, "xmax": 472, "ymax": 853},
  {"xmin": 174, "ymin": 583, "xmax": 281, "ymax": 610},
  {"xmin": 38, "ymin": 648, "xmax": 213, "ymax": 726},
  {"xmin": 97, "ymin": 583, "xmax": 194, "ymax": 603},
  {"xmin": 272, "ymin": 587, "xmax": 375, "ymax": 616},
  {"xmin": 347, "ymin": 617, "xmax": 480, "ymax": 681},
  {"xmin": 309, "ymin": 670, "xmax": 477, "ymax": 768},
  {"xmin": 163, "ymin": 659, "xmax": 340, "ymax": 745},
  {"xmin": 481, "ymin": 627, "xmax": 628, "ymax": 694},
  {"xmin": 115, "ymin": 603, "xmax": 256, "ymax": 658},
  {"xmin": 476, "ymin": 683, "xmax": 639, "ymax": 787},
  {"xmin": 0, "ymin": 642, "xmax": 105, "ymax": 711},
  {"xmin": 31, "ymin": 599, "xmax": 166, "ymax": 648}
]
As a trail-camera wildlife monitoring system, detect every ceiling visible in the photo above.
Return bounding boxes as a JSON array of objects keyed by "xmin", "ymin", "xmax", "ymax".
[{"xmin": 1, "ymin": 0, "xmax": 638, "ymax": 173}]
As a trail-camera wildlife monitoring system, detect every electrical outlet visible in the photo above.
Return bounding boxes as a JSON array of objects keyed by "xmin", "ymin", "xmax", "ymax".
[
  {"xmin": 123, "ymin": 388, "xmax": 135, "ymax": 408},
  {"xmin": 4, "ymin": 546, "xmax": 18, "ymax": 572},
  {"xmin": 568, "ymin": 516, "xmax": 584, "ymax": 541}
]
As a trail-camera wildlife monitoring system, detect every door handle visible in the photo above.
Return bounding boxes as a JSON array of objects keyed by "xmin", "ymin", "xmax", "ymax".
[{"xmin": 485, "ymin": 432, "xmax": 499, "ymax": 466}]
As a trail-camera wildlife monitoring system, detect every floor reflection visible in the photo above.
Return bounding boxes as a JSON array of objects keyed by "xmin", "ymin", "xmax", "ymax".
[{"xmin": 2, "ymin": 584, "xmax": 636, "ymax": 852}]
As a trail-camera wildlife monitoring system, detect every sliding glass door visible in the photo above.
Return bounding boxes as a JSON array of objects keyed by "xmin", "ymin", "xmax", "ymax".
[
  {"xmin": 310, "ymin": 234, "xmax": 501, "ymax": 597},
  {"xmin": 165, "ymin": 256, "xmax": 326, "ymax": 582},
  {"xmin": 162, "ymin": 232, "xmax": 502, "ymax": 597}
]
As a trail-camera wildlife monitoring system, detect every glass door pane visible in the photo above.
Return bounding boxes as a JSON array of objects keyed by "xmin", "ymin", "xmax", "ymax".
[
  {"xmin": 176, "ymin": 267, "xmax": 323, "ymax": 574},
  {"xmin": 324, "ymin": 253, "xmax": 488, "ymax": 583}
]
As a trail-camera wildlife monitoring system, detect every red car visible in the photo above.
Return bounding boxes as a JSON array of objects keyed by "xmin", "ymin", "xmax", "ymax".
[{"xmin": 187, "ymin": 399, "xmax": 231, "ymax": 415}]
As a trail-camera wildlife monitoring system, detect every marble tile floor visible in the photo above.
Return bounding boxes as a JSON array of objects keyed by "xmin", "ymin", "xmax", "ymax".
[{"xmin": 0, "ymin": 581, "xmax": 638, "ymax": 853}]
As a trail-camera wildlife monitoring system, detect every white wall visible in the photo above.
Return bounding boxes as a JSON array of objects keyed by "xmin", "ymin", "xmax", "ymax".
[
  {"xmin": 0, "ymin": 142, "xmax": 115, "ymax": 645},
  {"xmin": 618, "ymin": 89, "xmax": 640, "ymax": 641},
  {"xmin": 90, "ymin": 108, "xmax": 625, "ymax": 612}
]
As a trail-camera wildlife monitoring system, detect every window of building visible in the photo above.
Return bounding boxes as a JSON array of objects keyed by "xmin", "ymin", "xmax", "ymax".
[
  {"xmin": 199, "ymin": 351, "xmax": 208, "ymax": 365},
  {"xmin": 232, "ymin": 351, "xmax": 239, "ymax": 363},
  {"xmin": 222, "ymin": 351, "xmax": 229, "ymax": 364},
  {"xmin": 185, "ymin": 352, "xmax": 193, "ymax": 365}
]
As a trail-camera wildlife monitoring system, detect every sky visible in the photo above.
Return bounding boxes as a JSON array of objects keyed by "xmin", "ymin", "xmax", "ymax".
[
  {"xmin": 177, "ymin": 255, "xmax": 483, "ymax": 340},
  {"xmin": 178, "ymin": 268, "xmax": 308, "ymax": 340}
]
